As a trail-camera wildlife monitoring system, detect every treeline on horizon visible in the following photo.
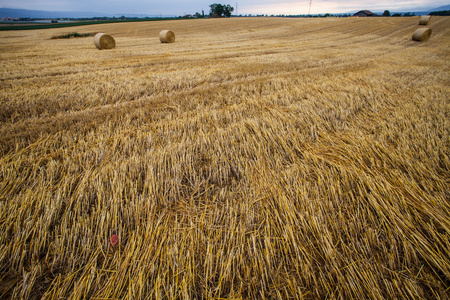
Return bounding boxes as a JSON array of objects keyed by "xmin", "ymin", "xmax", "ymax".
[
  {"xmin": 1, "ymin": 9, "xmax": 449, "ymax": 31},
  {"xmin": 5, "ymin": 9, "xmax": 450, "ymax": 21},
  {"xmin": 430, "ymin": 10, "xmax": 450, "ymax": 16}
]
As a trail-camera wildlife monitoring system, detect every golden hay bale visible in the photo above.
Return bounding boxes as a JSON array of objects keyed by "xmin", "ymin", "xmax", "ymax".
[
  {"xmin": 419, "ymin": 15, "xmax": 431, "ymax": 25},
  {"xmin": 412, "ymin": 28, "xmax": 432, "ymax": 42},
  {"xmin": 94, "ymin": 33, "xmax": 116, "ymax": 50},
  {"xmin": 159, "ymin": 30, "xmax": 175, "ymax": 43}
]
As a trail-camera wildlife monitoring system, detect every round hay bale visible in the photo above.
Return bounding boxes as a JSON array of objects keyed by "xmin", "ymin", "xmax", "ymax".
[
  {"xmin": 94, "ymin": 33, "xmax": 116, "ymax": 50},
  {"xmin": 412, "ymin": 28, "xmax": 432, "ymax": 42},
  {"xmin": 419, "ymin": 15, "xmax": 431, "ymax": 25},
  {"xmin": 159, "ymin": 30, "xmax": 175, "ymax": 43}
]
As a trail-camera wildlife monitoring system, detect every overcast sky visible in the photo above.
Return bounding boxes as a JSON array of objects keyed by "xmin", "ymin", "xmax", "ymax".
[{"xmin": 1, "ymin": 0, "xmax": 448, "ymax": 15}]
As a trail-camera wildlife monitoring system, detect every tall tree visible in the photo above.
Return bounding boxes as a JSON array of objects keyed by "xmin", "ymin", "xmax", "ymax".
[{"xmin": 209, "ymin": 3, "xmax": 234, "ymax": 17}]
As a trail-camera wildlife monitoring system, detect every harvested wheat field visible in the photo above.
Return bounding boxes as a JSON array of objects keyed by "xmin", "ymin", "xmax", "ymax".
[{"xmin": 0, "ymin": 16, "xmax": 449, "ymax": 299}]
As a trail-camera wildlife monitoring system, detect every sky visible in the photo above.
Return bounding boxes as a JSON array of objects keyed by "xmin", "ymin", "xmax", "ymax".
[{"xmin": 1, "ymin": 0, "xmax": 449, "ymax": 16}]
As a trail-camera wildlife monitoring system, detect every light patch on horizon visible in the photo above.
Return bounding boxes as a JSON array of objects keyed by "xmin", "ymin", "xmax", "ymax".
[{"xmin": 240, "ymin": 0, "xmax": 448, "ymax": 15}]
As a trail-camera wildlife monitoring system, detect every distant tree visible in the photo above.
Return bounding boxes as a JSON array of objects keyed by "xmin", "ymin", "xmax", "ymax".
[
  {"xmin": 392, "ymin": 13, "xmax": 401, "ymax": 17},
  {"xmin": 209, "ymin": 3, "xmax": 234, "ymax": 17},
  {"xmin": 209, "ymin": 3, "xmax": 221, "ymax": 17},
  {"xmin": 120, "ymin": 15, "xmax": 126, "ymax": 20},
  {"xmin": 382, "ymin": 10, "xmax": 391, "ymax": 16},
  {"xmin": 430, "ymin": 10, "xmax": 450, "ymax": 16},
  {"xmin": 223, "ymin": 4, "xmax": 234, "ymax": 17}
]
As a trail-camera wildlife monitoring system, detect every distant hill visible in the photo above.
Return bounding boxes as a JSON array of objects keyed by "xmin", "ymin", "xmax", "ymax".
[
  {"xmin": 347, "ymin": 5, "xmax": 450, "ymax": 16},
  {"xmin": 430, "ymin": 5, "xmax": 450, "ymax": 12},
  {"xmin": 0, "ymin": 8, "xmax": 177, "ymax": 19},
  {"xmin": 408, "ymin": 5, "xmax": 450, "ymax": 16},
  {"xmin": 0, "ymin": 8, "xmax": 105, "ymax": 18}
]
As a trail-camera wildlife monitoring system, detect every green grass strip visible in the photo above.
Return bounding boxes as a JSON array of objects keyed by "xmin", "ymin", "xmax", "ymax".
[{"xmin": 0, "ymin": 18, "xmax": 177, "ymax": 31}]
